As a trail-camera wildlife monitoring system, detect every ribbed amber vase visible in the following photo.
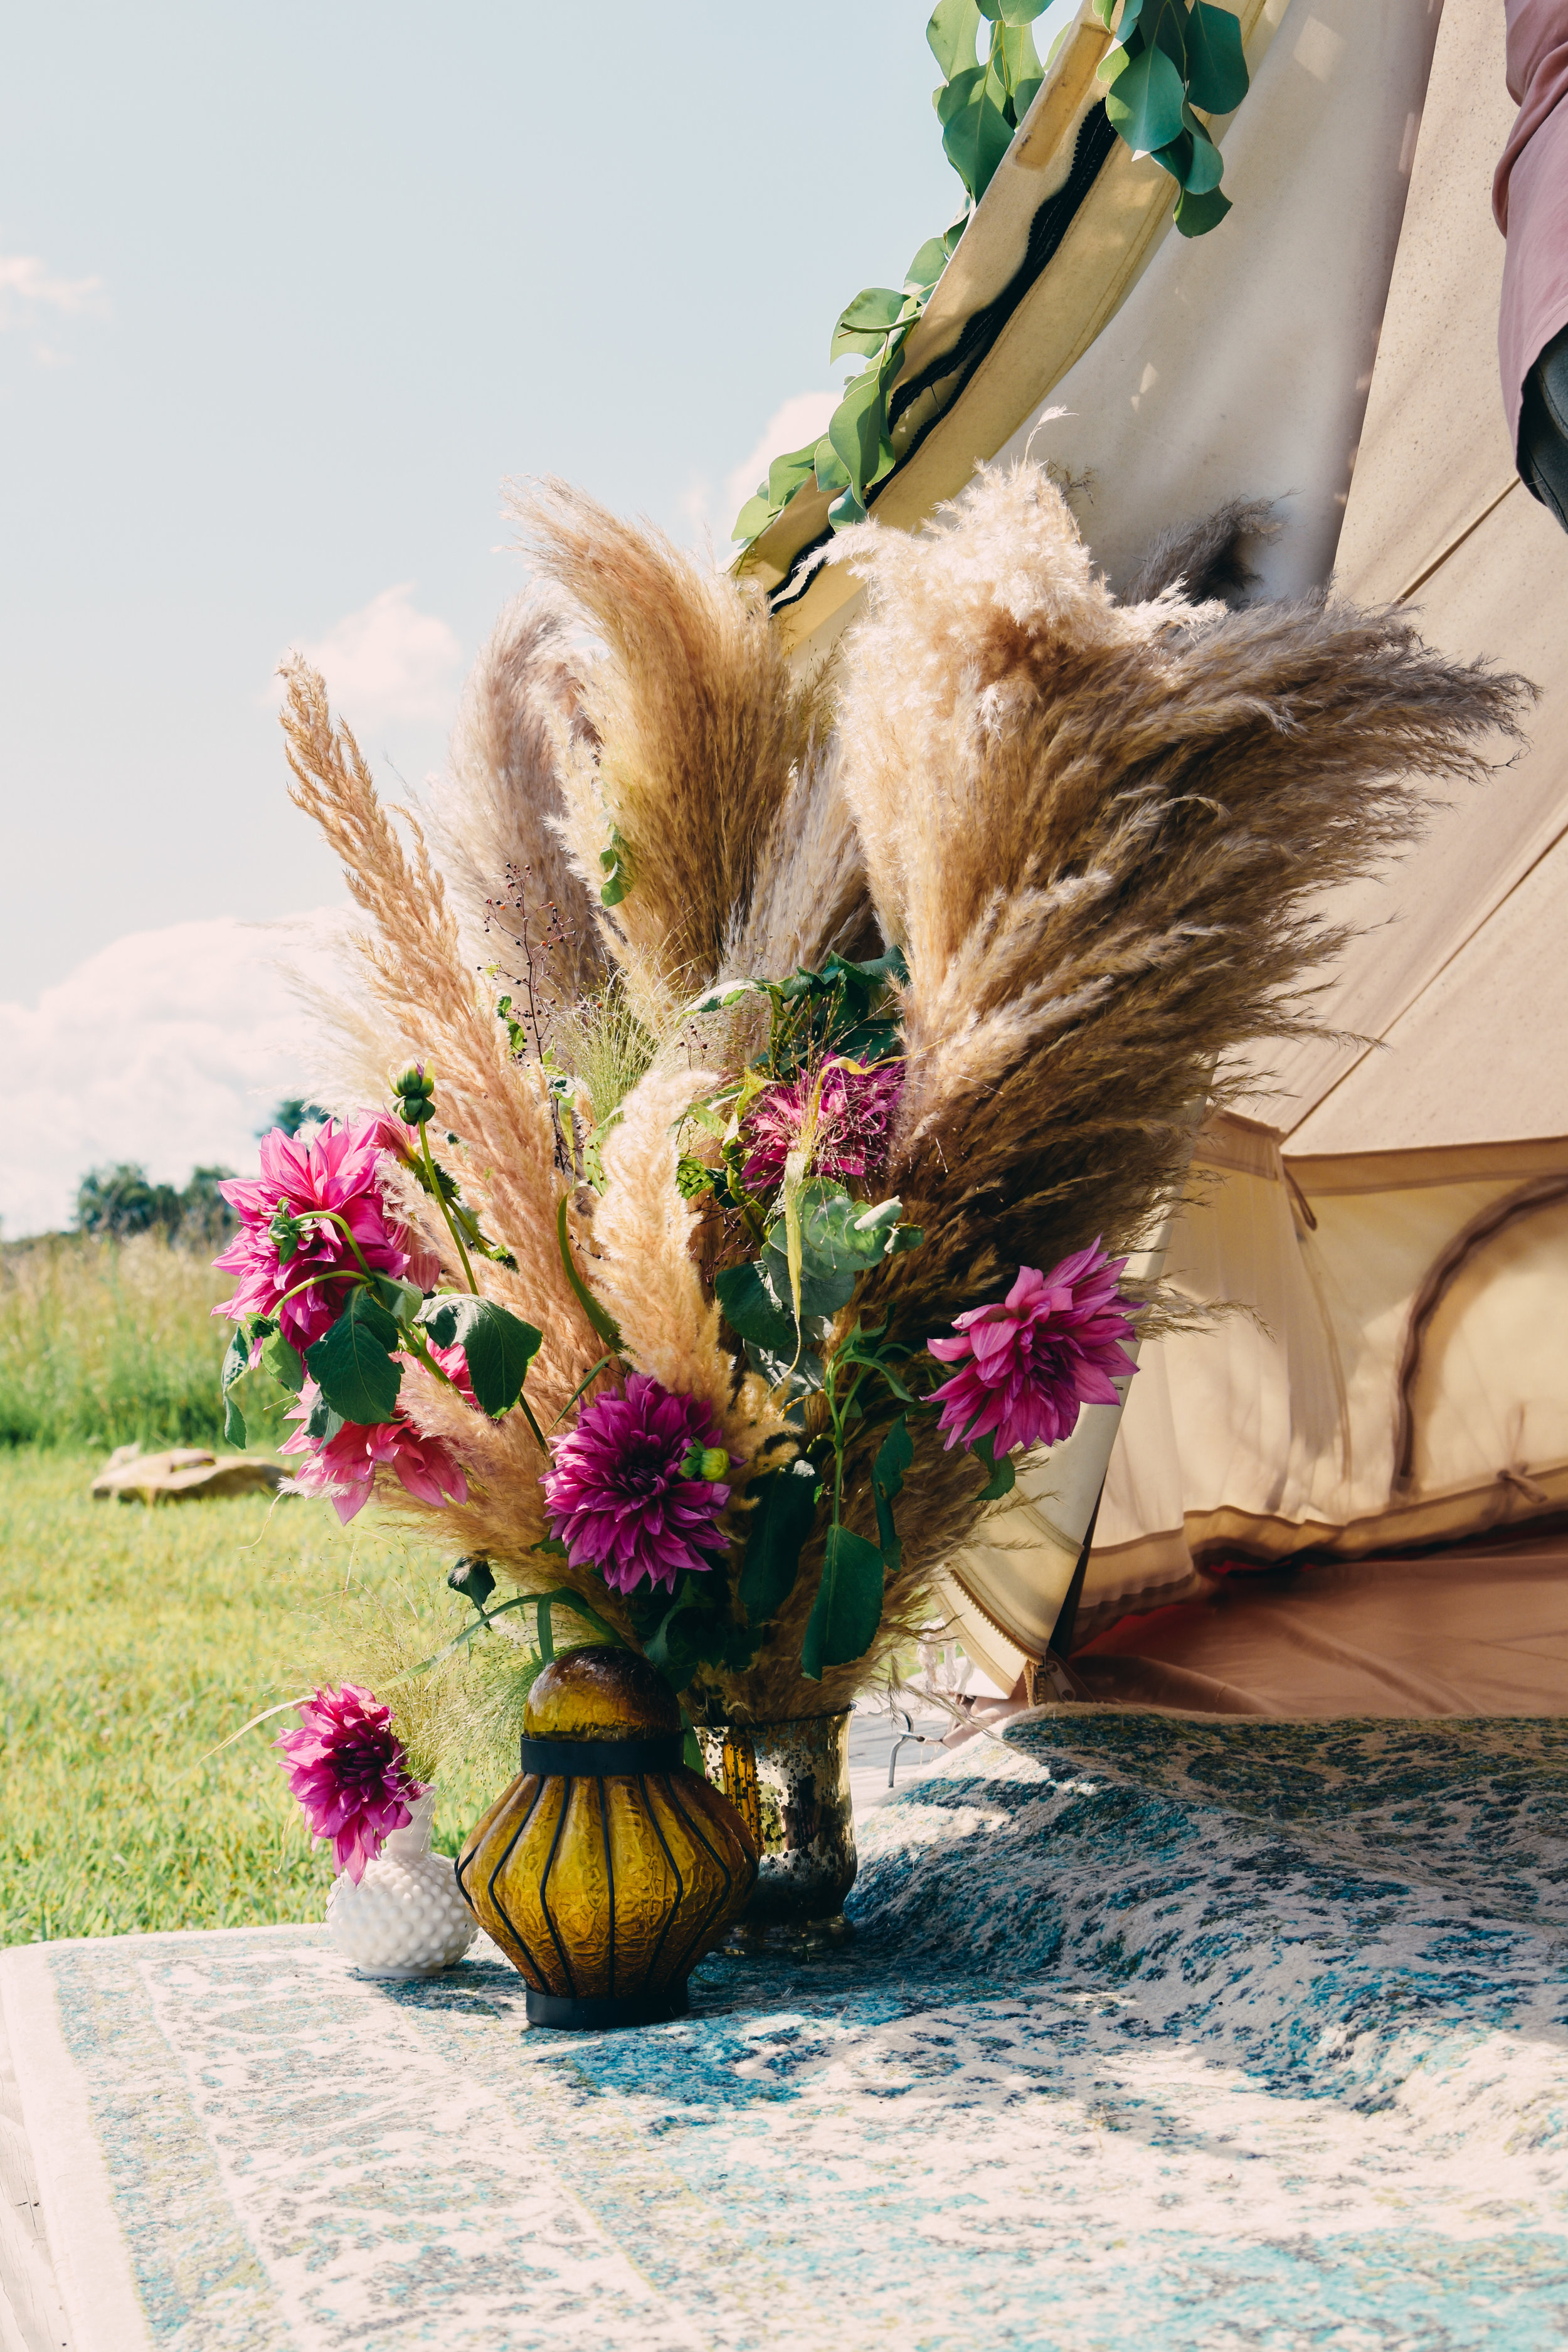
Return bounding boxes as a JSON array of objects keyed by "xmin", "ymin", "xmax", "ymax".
[{"xmin": 457, "ymin": 1648, "xmax": 757, "ymax": 2029}]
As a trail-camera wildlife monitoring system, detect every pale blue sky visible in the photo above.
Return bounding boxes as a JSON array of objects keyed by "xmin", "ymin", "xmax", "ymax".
[
  {"xmin": 0, "ymin": 0, "xmax": 1075, "ymax": 1229},
  {"xmin": 0, "ymin": 1, "xmax": 1004, "ymax": 986}
]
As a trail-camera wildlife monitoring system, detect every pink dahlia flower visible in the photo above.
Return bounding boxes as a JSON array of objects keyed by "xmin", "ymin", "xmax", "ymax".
[
  {"xmin": 274, "ymin": 1684, "xmax": 424, "ymax": 1882},
  {"xmin": 927, "ymin": 1242, "xmax": 1138, "ymax": 1459},
  {"xmin": 213, "ymin": 1113, "xmax": 426, "ymax": 1359},
  {"xmin": 741, "ymin": 1058, "xmax": 904, "ymax": 1194},
  {"xmin": 281, "ymin": 1381, "xmax": 469, "ymax": 1525},
  {"xmin": 543, "ymin": 1372, "xmax": 733, "ymax": 1595}
]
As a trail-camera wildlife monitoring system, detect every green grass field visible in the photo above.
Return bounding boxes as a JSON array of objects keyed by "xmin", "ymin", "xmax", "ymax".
[{"xmin": 0, "ymin": 1448, "xmax": 518, "ymax": 1946}]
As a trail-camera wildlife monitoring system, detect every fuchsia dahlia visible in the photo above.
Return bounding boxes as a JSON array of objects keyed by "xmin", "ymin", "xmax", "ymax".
[
  {"xmin": 275, "ymin": 1684, "xmax": 424, "ymax": 1882},
  {"xmin": 927, "ymin": 1242, "xmax": 1138, "ymax": 1460},
  {"xmin": 280, "ymin": 1382, "xmax": 469, "ymax": 1525},
  {"xmin": 741, "ymin": 1059, "xmax": 904, "ymax": 1194},
  {"xmin": 213, "ymin": 1113, "xmax": 434, "ymax": 1359},
  {"xmin": 543, "ymin": 1373, "xmax": 733, "ymax": 1596}
]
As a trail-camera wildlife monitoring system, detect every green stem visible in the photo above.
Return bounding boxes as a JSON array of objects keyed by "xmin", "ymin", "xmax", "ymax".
[{"xmin": 418, "ymin": 1125, "xmax": 479, "ymax": 1293}]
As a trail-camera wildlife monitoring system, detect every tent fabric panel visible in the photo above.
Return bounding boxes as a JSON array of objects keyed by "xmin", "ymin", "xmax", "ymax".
[
  {"xmin": 1283, "ymin": 761, "xmax": 1568, "ymax": 1155},
  {"xmin": 1077, "ymin": 1126, "xmax": 1568, "ymax": 1631},
  {"xmin": 1260, "ymin": 479, "xmax": 1568, "ymax": 1141},
  {"xmin": 1330, "ymin": 0, "xmax": 1518, "ymax": 608},
  {"xmin": 1073, "ymin": 1540, "xmax": 1568, "ymax": 1717},
  {"xmin": 990, "ymin": 0, "xmax": 1441, "ymax": 603}
]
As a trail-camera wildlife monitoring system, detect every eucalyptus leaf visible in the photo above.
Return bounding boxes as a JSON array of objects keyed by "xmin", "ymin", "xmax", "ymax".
[
  {"xmin": 305, "ymin": 1287, "xmax": 402, "ymax": 1426},
  {"xmin": 927, "ymin": 0, "xmax": 982, "ymax": 82},
  {"xmin": 738, "ymin": 1456, "xmax": 821, "ymax": 1626},
  {"xmin": 714, "ymin": 1256, "xmax": 799, "ymax": 1353},
  {"xmin": 765, "ymin": 443, "xmax": 819, "ymax": 508},
  {"xmin": 732, "ymin": 490, "xmax": 779, "ymax": 543},
  {"xmin": 827, "ymin": 368, "xmax": 886, "ymax": 498},
  {"xmin": 801, "ymin": 1525, "xmax": 885, "ymax": 1680},
  {"xmin": 1185, "ymin": 0, "xmax": 1248, "ymax": 113},
  {"xmin": 904, "ymin": 235, "xmax": 950, "ymax": 292},
  {"xmin": 937, "ymin": 65, "xmax": 1015, "ymax": 201},
  {"xmin": 1103, "ymin": 38, "xmax": 1187, "ymax": 153},
  {"xmin": 1173, "ymin": 181, "xmax": 1231, "ymax": 235},
  {"xmin": 815, "ymin": 435, "xmax": 851, "ymax": 493}
]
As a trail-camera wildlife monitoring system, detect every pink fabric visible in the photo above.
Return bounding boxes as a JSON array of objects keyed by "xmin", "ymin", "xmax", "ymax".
[{"xmin": 1494, "ymin": 0, "xmax": 1568, "ymax": 444}]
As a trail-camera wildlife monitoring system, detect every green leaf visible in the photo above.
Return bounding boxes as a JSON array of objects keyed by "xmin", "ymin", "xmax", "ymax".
[
  {"xmin": 732, "ymin": 490, "xmax": 780, "ymax": 543},
  {"xmin": 937, "ymin": 65, "xmax": 1015, "ymax": 201},
  {"xmin": 904, "ymin": 235, "xmax": 950, "ymax": 292},
  {"xmin": 556, "ymin": 1195, "xmax": 622, "ymax": 1348},
  {"xmin": 1103, "ymin": 38, "xmax": 1187, "ymax": 153},
  {"xmin": 815, "ymin": 435, "xmax": 851, "ymax": 494},
  {"xmin": 827, "ymin": 368, "xmax": 886, "ymax": 501},
  {"xmin": 739, "ymin": 1456, "xmax": 821, "ymax": 1625},
  {"xmin": 927, "ymin": 0, "xmax": 982, "ymax": 82},
  {"xmin": 371, "ymin": 1274, "xmax": 425, "ymax": 1323},
  {"xmin": 416, "ymin": 1292, "xmax": 543, "ymax": 1417},
  {"xmin": 872, "ymin": 1415, "xmax": 913, "ymax": 1571},
  {"xmin": 714, "ymin": 1256, "xmax": 800, "ymax": 1353},
  {"xmin": 1173, "ymin": 181, "xmax": 1231, "ymax": 235},
  {"xmin": 305, "ymin": 1391, "xmax": 345, "ymax": 1444},
  {"xmin": 766, "ymin": 442, "xmax": 819, "ymax": 509},
  {"xmin": 801, "ymin": 1525, "xmax": 886, "ymax": 1680},
  {"xmin": 220, "ymin": 1325, "xmax": 248, "ymax": 1447},
  {"xmin": 828, "ymin": 485, "xmax": 869, "ymax": 530},
  {"xmin": 260, "ymin": 1328, "xmax": 305, "ymax": 1395},
  {"xmin": 1160, "ymin": 112, "xmax": 1224, "ymax": 193},
  {"xmin": 448, "ymin": 1555, "xmax": 496, "ymax": 1609},
  {"xmin": 1185, "ymin": 0, "xmax": 1248, "ymax": 112},
  {"xmin": 972, "ymin": 1431, "xmax": 1018, "ymax": 1502},
  {"xmin": 305, "ymin": 1287, "xmax": 403, "ymax": 1426},
  {"xmin": 985, "ymin": 0, "xmax": 1051, "ymax": 20}
]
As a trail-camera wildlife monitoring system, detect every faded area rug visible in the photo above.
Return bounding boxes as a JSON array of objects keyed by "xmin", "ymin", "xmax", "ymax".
[{"xmin": 4, "ymin": 1712, "xmax": 1567, "ymax": 2351}]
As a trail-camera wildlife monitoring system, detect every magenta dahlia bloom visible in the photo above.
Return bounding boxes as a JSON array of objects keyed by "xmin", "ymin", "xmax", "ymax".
[
  {"xmin": 741, "ymin": 1058, "xmax": 904, "ymax": 1194},
  {"xmin": 213, "ymin": 1113, "xmax": 430, "ymax": 1359},
  {"xmin": 927, "ymin": 1242, "xmax": 1138, "ymax": 1459},
  {"xmin": 543, "ymin": 1372, "xmax": 733, "ymax": 1595},
  {"xmin": 274, "ymin": 1684, "xmax": 425, "ymax": 1882},
  {"xmin": 280, "ymin": 1381, "xmax": 469, "ymax": 1525}
]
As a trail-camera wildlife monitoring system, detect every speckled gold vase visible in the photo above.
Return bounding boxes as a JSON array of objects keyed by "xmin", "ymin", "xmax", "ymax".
[
  {"xmin": 457, "ymin": 1648, "xmax": 758, "ymax": 2030},
  {"xmin": 698, "ymin": 1712, "xmax": 856, "ymax": 1950}
]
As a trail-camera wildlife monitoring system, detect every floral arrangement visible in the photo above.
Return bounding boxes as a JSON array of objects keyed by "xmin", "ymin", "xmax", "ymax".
[{"xmin": 218, "ymin": 458, "xmax": 1522, "ymax": 1729}]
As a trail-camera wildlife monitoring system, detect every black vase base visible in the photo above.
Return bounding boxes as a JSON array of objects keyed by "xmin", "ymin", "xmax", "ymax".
[
  {"xmin": 524, "ymin": 1982, "xmax": 690, "ymax": 2032},
  {"xmin": 718, "ymin": 1910, "xmax": 854, "ymax": 1959}
]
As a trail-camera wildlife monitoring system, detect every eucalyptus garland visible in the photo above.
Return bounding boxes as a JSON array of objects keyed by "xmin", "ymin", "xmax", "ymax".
[{"xmin": 733, "ymin": 0, "xmax": 1248, "ymax": 550}]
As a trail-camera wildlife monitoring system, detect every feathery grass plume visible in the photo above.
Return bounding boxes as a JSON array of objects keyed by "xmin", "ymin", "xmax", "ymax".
[
  {"xmin": 425, "ymin": 591, "xmax": 607, "ymax": 1005},
  {"xmin": 290, "ymin": 1550, "xmax": 545, "ymax": 1792},
  {"xmin": 549, "ymin": 972, "xmax": 660, "ymax": 1138},
  {"xmin": 277, "ymin": 658, "xmax": 602, "ymax": 1439},
  {"xmin": 1121, "ymin": 496, "xmax": 1279, "ymax": 607},
  {"xmin": 508, "ymin": 479, "xmax": 827, "ymax": 1015},
  {"xmin": 719, "ymin": 743, "xmax": 882, "ymax": 982},
  {"xmin": 589, "ymin": 1061, "xmax": 790, "ymax": 1474},
  {"xmin": 829, "ymin": 458, "xmax": 1531, "ymax": 1347}
]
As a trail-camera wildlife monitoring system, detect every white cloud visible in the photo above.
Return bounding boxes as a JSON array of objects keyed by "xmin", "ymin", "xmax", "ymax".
[
  {"xmin": 283, "ymin": 583, "xmax": 464, "ymax": 724},
  {"xmin": 680, "ymin": 389, "xmax": 840, "ymax": 553},
  {"xmin": 0, "ymin": 236, "xmax": 107, "ymax": 363},
  {"xmin": 0, "ymin": 914, "xmax": 351, "ymax": 1238}
]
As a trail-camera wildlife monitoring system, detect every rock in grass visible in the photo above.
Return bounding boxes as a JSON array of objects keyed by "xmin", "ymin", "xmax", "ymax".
[{"xmin": 90, "ymin": 1444, "xmax": 287, "ymax": 1505}]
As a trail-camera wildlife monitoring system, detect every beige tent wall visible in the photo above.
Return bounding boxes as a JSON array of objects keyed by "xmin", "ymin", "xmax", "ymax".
[{"xmin": 940, "ymin": 0, "xmax": 1568, "ymax": 1679}]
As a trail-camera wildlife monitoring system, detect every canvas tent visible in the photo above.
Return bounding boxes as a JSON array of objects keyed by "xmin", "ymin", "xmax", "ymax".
[{"xmin": 743, "ymin": 0, "xmax": 1568, "ymax": 1713}]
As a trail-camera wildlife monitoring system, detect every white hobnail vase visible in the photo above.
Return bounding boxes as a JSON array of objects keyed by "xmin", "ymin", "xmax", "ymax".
[{"xmin": 324, "ymin": 1788, "xmax": 477, "ymax": 1978}]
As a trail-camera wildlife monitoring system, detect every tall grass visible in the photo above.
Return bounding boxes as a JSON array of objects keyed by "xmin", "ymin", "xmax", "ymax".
[
  {"xmin": 0, "ymin": 1448, "xmax": 531, "ymax": 1944},
  {"xmin": 0, "ymin": 1234, "xmax": 245, "ymax": 1451}
]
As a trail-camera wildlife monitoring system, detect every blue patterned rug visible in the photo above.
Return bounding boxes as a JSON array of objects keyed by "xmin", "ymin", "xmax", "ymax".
[{"xmin": 6, "ymin": 1712, "xmax": 1567, "ymax": 2350}]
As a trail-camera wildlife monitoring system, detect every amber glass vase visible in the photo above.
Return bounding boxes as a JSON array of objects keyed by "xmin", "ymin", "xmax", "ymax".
[{"xmin": 457, "ymin": 1648, "xmax": 757, "ymax": 2030}]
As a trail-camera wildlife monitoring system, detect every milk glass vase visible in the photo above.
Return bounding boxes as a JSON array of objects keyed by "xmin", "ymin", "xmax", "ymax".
[{"xmin": 325, "ymin": 1788, "xmax": 477, "ymax": 1978}]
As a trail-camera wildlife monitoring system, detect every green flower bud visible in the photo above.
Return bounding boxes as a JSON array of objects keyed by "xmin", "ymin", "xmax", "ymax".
[
  {"xmin": 268, "ymin": 1204, "xmax": 304, "ymax": 1262},
  {"xmin": 393, "ymin": 1064, "xmax": 437, "ymax": 1125},
  {"xmin": 447, "ymin": 1555, "xmax": 497, "ymax": 1610},
  {"xmin": 699, "ymin": 1447, "xmax": 730, "ymax": 1483}
]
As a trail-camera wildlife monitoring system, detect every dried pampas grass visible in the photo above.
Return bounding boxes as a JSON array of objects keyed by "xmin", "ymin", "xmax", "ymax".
[
  {"xmin": 425, "ymin": 591, "xmax": 607, "ymax": 1008},
  {"xmin": 831, "ymin": 460, "xmax": 1530, "ymax": 1348},
  {"xmin": 509, "ymin": 479, "xmax": 827, "ymax": 1016}
]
